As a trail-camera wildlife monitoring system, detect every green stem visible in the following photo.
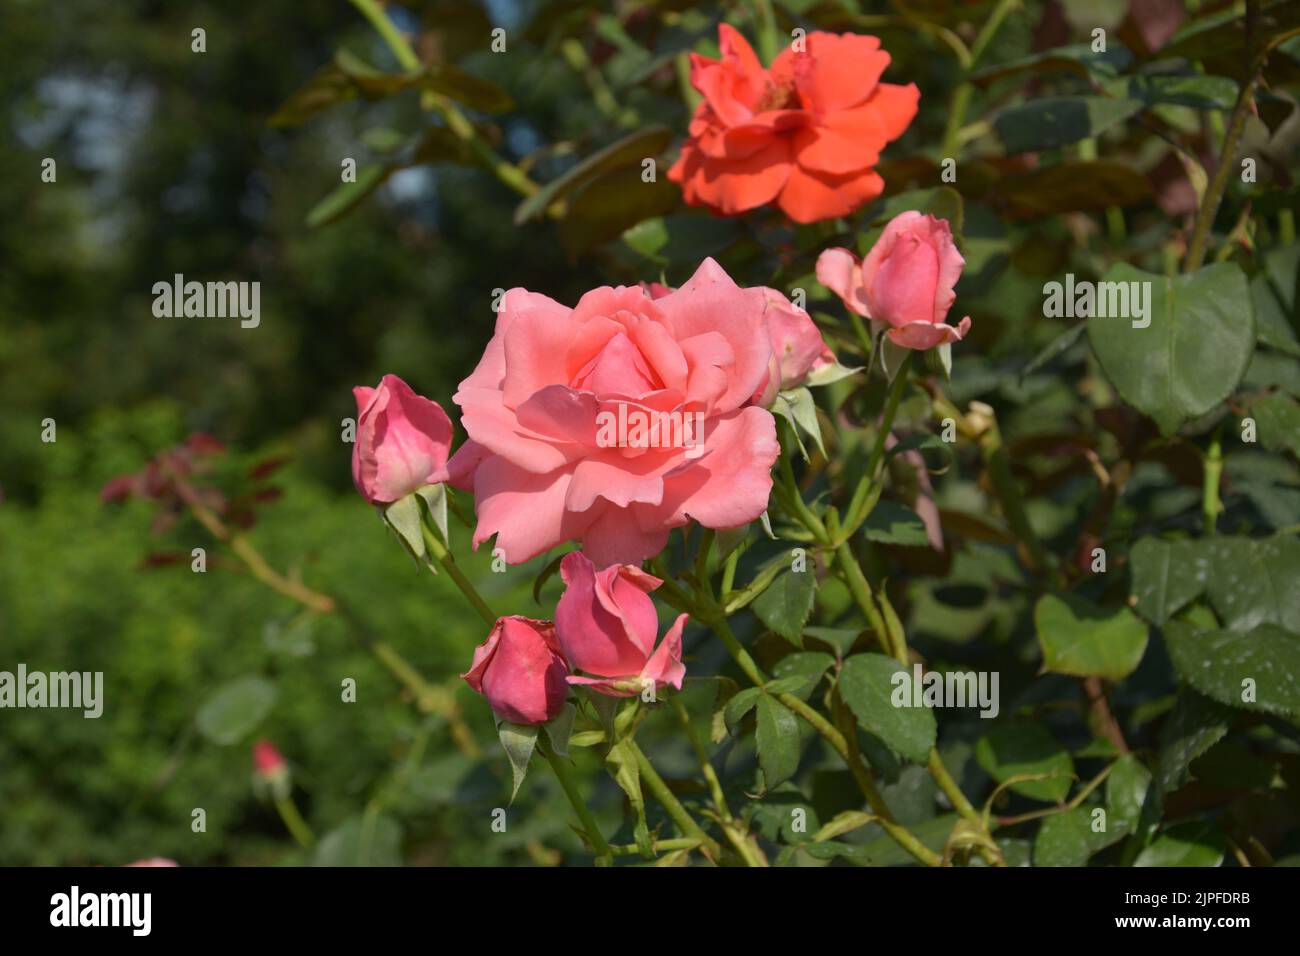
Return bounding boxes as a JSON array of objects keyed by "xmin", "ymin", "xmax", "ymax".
[
  {"xmin": 540, "ymin": 742, "xmax": 613, "ymax": 863},
  {"xmin": 628, "ymin": 740, "xmax": 722, "ymax": 859},
  {"xmin": 1203, "ymin": 433, "xmax": 1223, "ymax": 536},
  {"xmin": 1184, "ymin": 6, "xmax": 1274, "ymax": 272},
  {"xmin": 844, "ymin": 354, "xmax": 911, "ymax": 536},
  {"xmin": 347, "ymin": 0, "xmax": 538, "ymax": 199},
  {"xmin": 937, "ymin": 0, "xmax": 1019, "ymax": 159},
  {"xmin": 608, "ymin": 837, "xmax": 701, "ymax": 856},
  {"xmin": 274, "ymin": 795, "xmax": 316, "ymax": 849},
  {"xmin": 672, "ymin": 699, "xmax": 767, "ymax": 866},
  {"xmin": 349, "ymin": 0, "xmax": 419, "ymax": 69},
  {"xmin": 420, "ymin": 523, "xmax": 497, "ymax": 626},
  {"xmin": 707, "ymin": 615, "xmax": 939, "ymax": 866},
  {"xmin": 834, "ymin": 537, "xmax": 900, "ymax": 660},
  {"xmin": 831, "ymin": 526, "xmax": 1005, "ymax": 865},
  {"xmin": 777, "ymin": 427, "xmax": 829, "ymax": 543}
]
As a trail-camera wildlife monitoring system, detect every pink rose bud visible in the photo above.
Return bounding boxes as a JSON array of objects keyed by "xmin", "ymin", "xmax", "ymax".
[
  {"xmin": 751, "ymin": 289, "xmax": 836, "ymax": 406},
  {"xmin": 351, "ymin": 374, "xmax": 454, "ymax": 505},
  {"xmin": 124, "ymin": 858, "xmax": 179, "ymax": 867},
  {"xmin": 555, "ymin": 551, "xmax": 687, "ymax": 698},
  {"xmin": 253, "ymin": 739, "xmax": 287, "ymax": 778},
  {"xmin": 462, "ymin": 617, "xmax": 571, "ymax": 724},
  {"xmin": 816, "ymin": 212, "xmax": 971, "ymax": 351}
]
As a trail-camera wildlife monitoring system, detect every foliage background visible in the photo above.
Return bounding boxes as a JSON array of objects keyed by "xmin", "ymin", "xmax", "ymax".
[{"xmin": 2, "ymin": 0, "xmax": 1299, "ymax": 866}]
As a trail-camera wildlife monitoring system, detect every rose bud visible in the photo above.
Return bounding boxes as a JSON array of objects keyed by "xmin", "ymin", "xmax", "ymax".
[
  {"xmin": 555, "ymin": 552, "xmax": 687, "ymax": 698},
  {"xmin": 751, "ymin": 289, "xmax": 836, "ymax": 406},
  {"xmin": 816, "ymin": 212, "xmax": 971, "ymax": 351},
  {"xmin": 351, "ymin": 374, "xmax": 454, "ymax": 505},
  {"xmin": 252, "ymin": 738, "xmax": 291, "ymax": 799},
  {"xmin": 462, "ymin": 617, "xmax": 571, "ymax": 724}
]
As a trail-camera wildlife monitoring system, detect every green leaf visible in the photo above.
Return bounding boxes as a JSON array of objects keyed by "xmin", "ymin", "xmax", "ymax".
[
  {"xmin": 1034, "ymin": 593, "xmax": 1149, "ymax": 680},
  {"xmin": 1251, "ymin": 247, "xmax": 1300, "ymax": 357},
  {"xmin": 542, "ymin": 702, "xmax": 577, "ymax": 758},
  {"xmin": 1034, "ymin": 807, "xmax": 1107, "ymax": 866},
  {"xmin": 1204, "ymin": 535, "xmax": 1300, "ymax": 631},
  {"xmin": 723, "ymin": 686, "xmax": 763, "ymax": 734},
  {"xmin": 556, "ymin": 166, "xmax": 679, "ymax": 258},
  {"xmin": 1135, "ymin": 821, "xmax": 1225, "ymax": 867},
  {"xmin": 1130, "ymin": 689, "xmax": 1233, "ymax": 851},
  {"xmin": 419, "ymin": 62, "xmax": 514, "ymax": 112},
  {"xmin": 804, "ymin": 358, "xmax": 862, "ymax": 388},
  {"xmin": 497, "ymin": 722, "xmax": 539, "ymax": 802},
  {"xmin": 1102, "ymin": 73, "xmax": 1239, "ymax": 110},
  {"xmin": 752, "ymin": 565, "xmax": 817, "ymax": 647},
  {"xmin": 838, "ymin": 654, "xmax": 937, "ymax": 763},
  {"xmin": 1106, "ymin": 753, "xmax": 1151, "ymax": 835},
  {"xmin": 195, "ymin": 675, "xmax": 277, "ymax": 745},
  {"xmin": 1129, "ymin": 537, "xmax": 1211, "ymax": 626},
  {"xmin": 312, "ymin": 814, "xmax": 403, "ymax": 866},
  {"xmin": 971, "ymin": 43, "xmax": 1133, "ymax": 86},
  {"xmin": 755, "ymin": 694, "xmax": 802, "ymax": 790},
  {"xmin": 1251, "ymin": 393, "xmax": 1300, "ymax": 458},
  {"xmin": 514, "ymin": 126, "xmax": 672, "ymax": 225},
  {"xmin": 383, "ymin": 492, "xmax": 427, "ymax": 562},
  {"xmin": 1164, "ymin": 621, "xmax": 1300, "ymax": 716},
  {"xmin": 771, "ymin": 652, "xmax": 835, "ymax": 701},
  {"xmin": 976, "ymin": 722, "xmax": 1074, "ymax": 803},
  {"xmin": 995, "ymin": 96, "xmax": 1144, "ymax": 153},
  {"xmin": 803, "ymin": 626, "xmax": 862, "ymax": 658},
  {"xmin": 1087, "ymin": 262, "xmax": 1255, "ymax": 435},
  {"xmin": 862, "ymin": 500, "xmax": 930, "ymax": 547},
  {"xmin": 773, "ymin": 387, "xmax": 825, "ymax": 459},
  {"xmin": 268, "ymin": 63, "xmax": 357, "ymax": 127},
  {"xmin": 306, "ymin": 164, "xmax": 390, "ymax": 228}
]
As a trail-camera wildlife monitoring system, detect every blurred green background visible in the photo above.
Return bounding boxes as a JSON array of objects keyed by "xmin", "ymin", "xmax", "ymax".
[{"xmin": 0, "ymin": 0, "xmax": 629, "ymax": 866}]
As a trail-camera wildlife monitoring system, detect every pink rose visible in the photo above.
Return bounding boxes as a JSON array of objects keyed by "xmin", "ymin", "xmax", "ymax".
[
  {"xmin": 462, "ymin": 616, "xmax": 570, "ymax": 724},
  {"xmin": 816, "ymin": 212, "xmax": 971, "ymax": 350},
  {"xmin": 351, "ymin": 374, "xmax": 454, "ymax": 504},
  {"xmin": 751, "ymin": 289, "xmax": 836, "ymax": 406},
  {"xmin": 446, "ymin": 258, "xmax": 780, "ymax": 567},
  {"xmin": 124, "ymin": 858, "xmax": 179, "ymax": 867},
  {"xmin": 555, "ymin": 552, "xmax": 686, "ymax": 697}
]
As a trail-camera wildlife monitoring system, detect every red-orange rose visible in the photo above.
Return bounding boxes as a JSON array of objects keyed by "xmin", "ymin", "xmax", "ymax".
[{"xmin": 668, "ymin": 25, "xmax": 919, "ymax": 224}]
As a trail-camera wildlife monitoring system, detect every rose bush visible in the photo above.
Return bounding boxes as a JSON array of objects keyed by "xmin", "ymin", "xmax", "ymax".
[{"xmin": 95, "ymin": 0, "xmax": 1300, "ymax": 871}]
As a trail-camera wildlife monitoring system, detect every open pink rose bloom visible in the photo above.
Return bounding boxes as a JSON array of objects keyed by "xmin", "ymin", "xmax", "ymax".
[{"xmin": 447, "ymin": 258, "xmax": 782, "ymax": 568}]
